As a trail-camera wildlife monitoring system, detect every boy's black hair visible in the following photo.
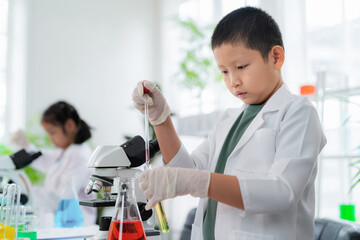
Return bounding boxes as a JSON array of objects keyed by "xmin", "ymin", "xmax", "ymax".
[
  {"xmin": 42, "ymin": 101, "xmax": 91, "ymax": 144},
  {"xmin": 211, "ymin": 6, "xmax": 284, "ymax": 60}
]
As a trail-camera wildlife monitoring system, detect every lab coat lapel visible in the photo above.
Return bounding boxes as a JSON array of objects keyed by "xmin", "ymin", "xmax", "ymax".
[
  {"xmin": 232, "ymin": 111, "xmax": 265, "ymax": 152},
  {"xmin": 211, "ymin": 105, "xmax": 247, "ymax": 172},
  {"xmin": 228, "ymin": 84, "xmax": 291, "ymax": 158}
]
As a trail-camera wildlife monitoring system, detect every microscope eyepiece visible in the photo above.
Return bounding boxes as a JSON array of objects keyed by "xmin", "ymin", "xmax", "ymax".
[
  {"xmin": 149, "ymin": 139, "xmax": 160, "ymax": 158},
  {"xmin": 120, "ymin": 135, "xmax": 160, "ymax": 168}
]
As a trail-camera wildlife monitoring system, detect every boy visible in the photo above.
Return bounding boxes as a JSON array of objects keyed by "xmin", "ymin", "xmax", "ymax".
[{"xmin": 132, "ymin": 6, "xmax": 326, "ymax": 240}]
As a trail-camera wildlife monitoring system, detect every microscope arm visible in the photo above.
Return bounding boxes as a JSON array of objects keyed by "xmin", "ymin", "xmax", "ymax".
[
  {"xmin": 0, "ymin": 155, "xmax": 16, "ymax": 169},
  {"xmin": 0, "ymin": 149, "xmax": 42, "ymax": 170}
]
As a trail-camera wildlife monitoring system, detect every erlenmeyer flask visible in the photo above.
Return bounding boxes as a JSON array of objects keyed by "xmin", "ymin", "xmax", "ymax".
[
  {"xmin": 54, "ymin": 175, "xmax": 83, "ymax": 228},
  {"xmin": 107, "ymin": 177, "xmax": 146, "ymax": 240}
]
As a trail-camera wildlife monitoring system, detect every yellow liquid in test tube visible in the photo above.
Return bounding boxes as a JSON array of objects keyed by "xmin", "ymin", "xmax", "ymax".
[
  {"xmin": 0, "ymin": 223, "xmax": 16, "ymax": 240},
  {"xmin": 155, "ymin": 202, "xmax": 169, "ymax": 233}
]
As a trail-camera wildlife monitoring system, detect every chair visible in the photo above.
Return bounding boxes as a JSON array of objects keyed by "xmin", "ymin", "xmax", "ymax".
[
  {"xmin": 315, "ymin": 218, "xmax": 360, "ymax": 240},
  {"xmin": 180, "ymin": 209, "xmax": 360, "ymax": 240},
  {"xmin": 179, "ymin": 208, "xmax": 196, "ymax": 240}
]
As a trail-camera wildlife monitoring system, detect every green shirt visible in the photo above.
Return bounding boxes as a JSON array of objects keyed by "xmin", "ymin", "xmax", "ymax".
[{"xmin": 203, "ymin": 104, "xmax": 264, "ymax": 240}]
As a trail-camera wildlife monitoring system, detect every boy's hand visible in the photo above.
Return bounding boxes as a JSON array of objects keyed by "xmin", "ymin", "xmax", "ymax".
[
  {"xmin": 132, "ymin": 80, "xmax": 171, "ymax": 125},
  {"xmin": 139, "ymin": 167, "xmax": 211, "ymax": 210}
]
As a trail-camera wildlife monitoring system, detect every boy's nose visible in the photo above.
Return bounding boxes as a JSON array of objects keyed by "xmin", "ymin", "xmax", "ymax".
[{"xmin": 230, "ymin": 73, "xmax": 241, "ymax": 87}]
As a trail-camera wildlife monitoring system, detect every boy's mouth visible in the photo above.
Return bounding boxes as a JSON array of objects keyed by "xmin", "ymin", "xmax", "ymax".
[{"xmin": 236, "ymin": 91, "xmax": 247, "ymax": 98}]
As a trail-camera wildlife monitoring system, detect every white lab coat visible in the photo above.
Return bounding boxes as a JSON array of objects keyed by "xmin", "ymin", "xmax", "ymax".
[
  {"xmin": 31, "ymin": 143, "xmax": 96, "ymax": 228},
  {"xmin": 168, "ymin": 84, "xmax": 326, "ymax": 240}
]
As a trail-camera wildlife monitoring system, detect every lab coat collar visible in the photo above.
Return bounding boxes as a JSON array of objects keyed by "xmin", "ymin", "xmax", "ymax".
[
  {"xmin": 227, "ymin": 83, "xmax": 291, "ymax": 159},
  {"xmin": 261, "ymin": 83, "xmax": 292, "ymax": 113}
]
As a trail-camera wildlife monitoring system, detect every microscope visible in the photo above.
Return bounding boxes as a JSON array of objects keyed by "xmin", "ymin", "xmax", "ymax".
[
  {"xmin": 79, "ymin": 135, "xmax": 162, "ymax": 240},
  {"xmin": 0, "ymin": 149, "xmax": 42, "ymax": 206}
]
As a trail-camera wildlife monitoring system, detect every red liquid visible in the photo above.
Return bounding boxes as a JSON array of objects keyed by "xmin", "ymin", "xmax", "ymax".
[
  {"xmin": 107, "ymin": 220, "xmax": 146, "ymax": 240},
  {"xmin": 145, "ymin": 148, "xmax": 150, "ymax": 165}
]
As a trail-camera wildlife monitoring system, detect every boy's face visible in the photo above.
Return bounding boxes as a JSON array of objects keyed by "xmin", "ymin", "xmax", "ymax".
[{"xmin": 213, "ymin": 43, "xmax": 284, "ymax": 105}]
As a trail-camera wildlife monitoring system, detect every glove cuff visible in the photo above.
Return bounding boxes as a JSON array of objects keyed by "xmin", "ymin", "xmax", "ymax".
[
  {"xmin": 191, "ymin": 170, "xmax": 211, "ymax": 198},
  {"xmin": 150, "ymin": 103, "xmax": 171, "ymax": 126}
]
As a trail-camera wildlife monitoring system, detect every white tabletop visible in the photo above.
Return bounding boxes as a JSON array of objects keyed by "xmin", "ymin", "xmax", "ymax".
[{"xmin": 37, "ymin": 225, "xmax": 98, "ymax": 239}]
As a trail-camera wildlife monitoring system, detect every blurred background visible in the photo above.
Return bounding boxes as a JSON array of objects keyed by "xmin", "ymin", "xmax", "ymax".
[{"xmin": 1, "ymin": 0, "xmax": 360, "ymax": 239}]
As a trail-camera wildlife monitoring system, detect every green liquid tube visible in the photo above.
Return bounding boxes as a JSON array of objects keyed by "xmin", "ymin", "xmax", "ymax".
[
  {"xmin": 155, "ymin": 201, "xmax": 169, "ymax": 233},
  {"xmin": 17, "ymin": 231, "xmax": 37, "ymax": 240}
]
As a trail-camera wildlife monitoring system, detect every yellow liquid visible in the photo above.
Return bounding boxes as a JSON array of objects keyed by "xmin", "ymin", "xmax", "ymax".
[
  {"xmin": 0, "ymin": 223, "xmax": 16, "ymax": 240},
  {"xmin": 154, "ymin": 202, "xmax": 169, "ymax": 233}
]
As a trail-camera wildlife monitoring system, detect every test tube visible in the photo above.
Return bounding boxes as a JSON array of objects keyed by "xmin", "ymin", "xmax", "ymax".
[
  {"xmin": 154, "ymin": 202, "xmax": 169, "ymax": 233},
  {"xmin": 0, "ymin": 184, "xmax": 21, "ymax": 240},
  {"xmin": 144, "ymin": 98, "xmax": 150, "ymax": 169},
  {"xmin": 143, "ymin": 83, "xmax": 170, "ymax": 233}
]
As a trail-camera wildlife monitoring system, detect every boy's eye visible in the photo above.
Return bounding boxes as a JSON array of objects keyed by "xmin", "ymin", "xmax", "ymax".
[
  {"xmin": 238, "ymin": 65, "xmax": 248, "ymax": 70},
  {"xmin": 221, "ymin": 70, "xmax": 228, "ymax": 74}
]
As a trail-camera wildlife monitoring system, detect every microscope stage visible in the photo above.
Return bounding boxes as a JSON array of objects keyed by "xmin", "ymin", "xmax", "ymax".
[{"xmin": 79, "ymin": 199, "xmax": 116, "ymax": 207}]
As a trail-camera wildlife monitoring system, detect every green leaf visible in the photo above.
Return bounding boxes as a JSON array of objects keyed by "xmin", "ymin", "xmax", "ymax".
[
  {"xmin": 0, "ymin": 144, "xmax": 13, "ymax": 155},
  {"xmin": 173, "ymin": 16, "xmax": 222, "ymax": 94},
  {"xmin": 350, "ymin": 178, "xmax": 360, "ymax": 192},
  {"xmin": 23, "ymin": 166, "xmax": 46, "ymax": 186}
]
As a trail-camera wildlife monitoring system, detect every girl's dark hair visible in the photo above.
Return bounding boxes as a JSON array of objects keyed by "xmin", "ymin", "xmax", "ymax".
[
  {"xmin": 211, "ymin": 6, "xmax": 284, "ymax": 61},
  {"xmin": 42, "ymin": 101, "xmax": 91, "ymax": 144}
]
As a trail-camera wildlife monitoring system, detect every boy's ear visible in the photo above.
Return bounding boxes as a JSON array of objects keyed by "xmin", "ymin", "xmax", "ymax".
[{"xmin": 270, "ymin": 46, "xmax": 285, "ymax": 69}]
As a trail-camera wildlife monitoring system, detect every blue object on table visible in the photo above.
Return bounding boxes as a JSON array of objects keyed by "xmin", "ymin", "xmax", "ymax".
[{"xmin": 54, "ymin": 198, "xmax": 83, "ymax": 228}]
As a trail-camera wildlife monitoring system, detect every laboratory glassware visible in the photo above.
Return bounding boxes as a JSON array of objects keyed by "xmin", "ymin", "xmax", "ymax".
[
  {"xmin": 142, "ymin": 82, "xmax": 170, "ymax": 233},
  {"xmin": 17, "ymin": 216, "xmax": 39, "ymax": 240},
  {"xmin": 54, "ymin": 175, "xmax": 84, "ymax": 228},
  {"xmin": 0, "ymin": 183, "xmax": 21, "ymax": 240},
  {"xmin": 107, "ymin": 177, "xmax": 146, "ymax": 240}
]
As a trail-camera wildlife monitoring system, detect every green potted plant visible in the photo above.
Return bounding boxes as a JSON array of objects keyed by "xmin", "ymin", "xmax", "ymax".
[{"xmin": 174, "ymin": 18, "xmax": 222, "ymax": 98}]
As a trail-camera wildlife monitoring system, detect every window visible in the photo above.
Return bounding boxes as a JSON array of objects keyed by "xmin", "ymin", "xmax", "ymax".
[
  {"xmin": 0, "ymin": 0, "xmax": 9, "ymax": 141},
  {"xmin": 172, "ymin": 0, "xmax": 259, "ymax": 117},
  {"xmin": 305, "ymin": 0, "xmax": 360, "ymax": 219}
]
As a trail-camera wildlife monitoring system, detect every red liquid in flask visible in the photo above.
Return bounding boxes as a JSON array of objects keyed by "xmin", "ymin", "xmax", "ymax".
[{"xmin": 107, "ymin": 220, "xmax": 146, "ymax": 240}]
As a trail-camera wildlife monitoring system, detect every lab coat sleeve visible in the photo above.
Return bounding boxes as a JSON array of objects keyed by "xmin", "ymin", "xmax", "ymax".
[
  {"xmin": 31, "ymin": 148, "xmax": 62, "ymax": 172},
  {"xmin": 237, "ymin": 99, "xmax": 326, "ymax": 215},
  {"xmin": 70, "ymin": 152, "xmax": 97, "ymax": 225},
  {"xmin": 167, "ymin": 133, "xmax": 213, "ymax": 170},
  {"xmin": 52, "ymin": 145, "xmax": 97, "ymax": 225}
]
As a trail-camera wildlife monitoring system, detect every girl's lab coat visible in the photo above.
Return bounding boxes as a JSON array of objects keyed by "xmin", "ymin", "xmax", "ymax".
[
  {"xmin": 168, "ymin": 84, "xmax": 326, "ymax": 240},
  {"xmin": 31, "ymin": 143, "xmax": 96, "ymax": 228}
]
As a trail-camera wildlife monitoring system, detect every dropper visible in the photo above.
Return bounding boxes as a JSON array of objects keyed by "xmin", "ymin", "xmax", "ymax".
[
  {"xmin": 142, "ymin": 81, "xmax": 151, "ymax": 170},
  {"xmin": 141, "ymin": 81, "xmax": 170, "ymax": 233}
]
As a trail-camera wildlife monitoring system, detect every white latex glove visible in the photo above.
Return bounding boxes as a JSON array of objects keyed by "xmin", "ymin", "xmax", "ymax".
[
  {"xmin": 10, "ymin": 129, "xmax": 30, "ymax": 149},
  {"xmin": 132, "ymin": 80, "xmax": 171, "ymax": 126},
  {"xmin": 139, "ymin": 167, "xmax": 211, "ymax": 210}
]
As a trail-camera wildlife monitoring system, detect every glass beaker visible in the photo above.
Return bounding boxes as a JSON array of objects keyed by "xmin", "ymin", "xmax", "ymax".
[
  {"xmin": 17, "ymin": 216, "xmax": 39, "ymax": 240},
  {"xmin": 107, "ymin": 177, "xmax": 146, "ymax": 240},
  {"xmin": 54, "ymin": 175, "xmax": 83, "ymax": 228}
]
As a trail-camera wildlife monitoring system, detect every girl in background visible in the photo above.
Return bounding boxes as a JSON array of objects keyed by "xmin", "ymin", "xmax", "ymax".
[{"xmin": 11, "ymin": 101, "xmax": 96, "ymax": 228}]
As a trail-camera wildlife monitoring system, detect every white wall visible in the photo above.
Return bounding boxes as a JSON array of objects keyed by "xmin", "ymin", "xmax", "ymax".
[
  {"xmin": 25, "ymin": 0, "xmax": 160, "ymax": 145},
  {"xmin": 260, "ymin": 0, "xmax": 307, "ymax": 94}
]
